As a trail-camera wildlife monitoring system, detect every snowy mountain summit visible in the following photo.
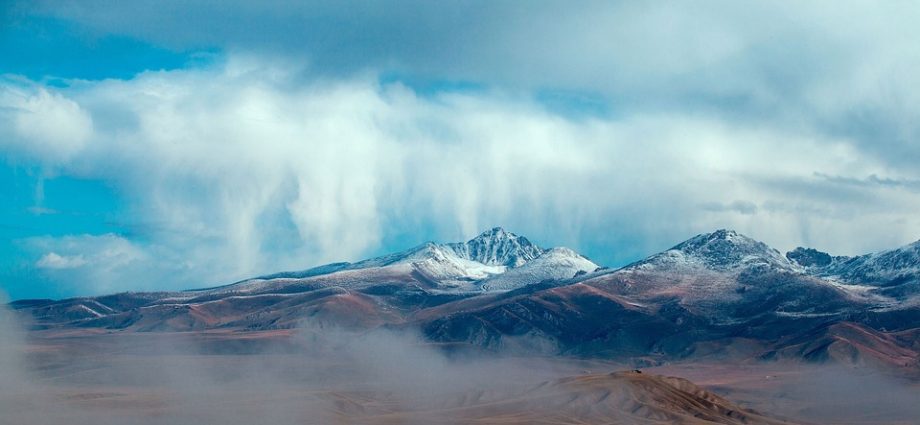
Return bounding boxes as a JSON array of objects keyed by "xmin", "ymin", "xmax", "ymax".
[
  {"xmin": 787, "ymin": 239, "xmax": 920, "ymax": 297},
  {"xmin": 629, "ymin": 229, "xmax": 797, "ymax": 273},
  {"xmin": 393, "ymin": 227, "xmax": 597, "ymax": 290},
  {"xmin": 247, "ymin": 227, "xmax": 597, "ymax": 293},
  {"xmin": 447, "ymin": 227, "xmax": 545, "ymax": 267}
]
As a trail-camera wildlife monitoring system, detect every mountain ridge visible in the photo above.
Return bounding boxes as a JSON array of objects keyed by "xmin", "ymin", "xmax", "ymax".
[
  {"xmin": 10, "ymin": 227, "xmax": 920, "ymax": 375},
  {"xmin": 236, "ymin": 227, "xmax": 589, "ymax": 293},
  {"xmin": 787, "ymin": 239, "xmax": 920, "ymax": 298},
  {"xmin": 626, "ymin": 229, "xmax": 799, "ymax": 273}
]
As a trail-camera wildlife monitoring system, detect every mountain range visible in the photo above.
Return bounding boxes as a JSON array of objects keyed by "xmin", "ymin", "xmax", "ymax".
[{"xmin": 12, "ymin": 227, "xmax": 920, "ymax": 372}]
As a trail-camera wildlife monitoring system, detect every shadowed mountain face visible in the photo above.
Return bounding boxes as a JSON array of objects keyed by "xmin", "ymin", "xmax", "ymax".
[{"xmin": 11, "ymin": 228, "xmax": 920, "ymax": 373}]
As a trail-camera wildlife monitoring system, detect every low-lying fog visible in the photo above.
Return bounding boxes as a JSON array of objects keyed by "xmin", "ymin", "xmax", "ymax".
[
  {"xmin": 0, "ymin": 297, "xmax": 597, "ymax": 424},
  {"xmin": 2, "ymin": 297, "xmax": 919, "ymax": 425}
]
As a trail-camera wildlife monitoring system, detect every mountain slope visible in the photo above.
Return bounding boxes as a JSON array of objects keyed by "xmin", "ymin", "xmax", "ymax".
[
  {"xmin": 787, "ymin": 239, "xmax": 920, "ymax": 298},
  {"xmin": 596, "ymin": 230, "xmax": 858, "ymax": 318},
  {"xmin": 629, "ymin": 229, "xmax": 798, "ymax": 273},
  {"xmin": 232, "ymin": 227, "xmax": 552, "ymax": 293},
  {"xmin": 416, "ymin": 230, "xmax": 916, "ymax": 363},
  {"xmin": 12, "ymin": 228, "xmax": 599, "ymax": 331},
  {"xmin": 480, "ymin": 247, "xmax": 599, "ymax": 291}
]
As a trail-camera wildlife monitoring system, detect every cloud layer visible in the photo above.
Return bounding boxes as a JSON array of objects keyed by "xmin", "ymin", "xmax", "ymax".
[
  {"xmin": 16, "ymin": 0, "xmax": 920, "ymax": 163},
  {"xmin": 3, "ymin": 56, "xmax": 920, "ymax": 296},
  {"xmin": 2, "ymin": 2, "xmax": 920, "ymax": 296}
]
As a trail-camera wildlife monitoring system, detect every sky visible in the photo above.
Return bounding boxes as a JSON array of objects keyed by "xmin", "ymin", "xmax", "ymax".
[{"xmin": 2, "ymin": 1, "xmax": 920, "ymax": 300}]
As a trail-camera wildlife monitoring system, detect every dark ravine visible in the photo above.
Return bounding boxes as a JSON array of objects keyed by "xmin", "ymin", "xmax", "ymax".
[{"xmin": 11, "ymin": 228, "xmax": 920, "ymax": 373}]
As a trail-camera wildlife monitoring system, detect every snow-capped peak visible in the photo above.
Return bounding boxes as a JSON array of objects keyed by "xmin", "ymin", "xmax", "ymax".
[
  {"xmin": 447, "ymin": 227, "xmax": 545, "ymax": 267},
  {"xmin": 629, "ymin": 229, "xmax": 796, "ymax": 272},
  {"xmin": 228, "ymin": 227, "xmax": 586, "ymax": 293}
]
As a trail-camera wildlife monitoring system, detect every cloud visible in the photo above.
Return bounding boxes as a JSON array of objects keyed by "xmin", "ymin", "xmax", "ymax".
[
  {"xmin": 701, "ymin": 200, "xmax": 758, "ymax": 216},
  {"xmin": 814, "ymin": 172, "xmax": 920, "ymax": 192},
  {"xmin": 35, "ymin": 252, "xmax": 87, "ymax": 269},
  {"xmin": 22, "ymin": 234, "xmax": 180, "ymax": 294},
  {"xmin": 13, "ymin": 1, "xmax": 920, "ymax": 168},
  {"xmin": 2, "ymin": 53, "xmax": 920, "ymax": 296},
  {"xmin": 0, "ymin": 78, "xmax": 93, "ymax": 164}
]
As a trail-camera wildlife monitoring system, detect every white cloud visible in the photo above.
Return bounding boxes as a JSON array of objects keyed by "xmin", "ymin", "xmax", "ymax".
[
  {"xmin": 24, "ymin": 234, "xmax": 173, "ymax": 294},
  {"xmin": 0, "ymin": 80, "xmax": 93, "ymax": 164},
  {"xmin": 4, "ymin": 56, "xmax": 920, "ymax": 295},
  {"xmin": 19, "ymin": 1, "xmax": 920, "ymax": 164},
  {"xmin": 35, "ymin": 253, "xmax": 87, "ymax": 270}
]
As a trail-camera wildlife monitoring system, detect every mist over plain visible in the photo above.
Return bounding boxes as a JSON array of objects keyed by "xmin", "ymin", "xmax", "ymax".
[
  {"xmin": 0, "ymin": 295, "xmax": 594, "ymax": 424},
  {"xmin": 2, "ymin": 293, "xmax": 919, "ymax": 425}
]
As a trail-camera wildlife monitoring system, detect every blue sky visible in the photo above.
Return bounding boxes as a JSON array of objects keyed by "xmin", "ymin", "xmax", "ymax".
[
  {"xmin": 0, "ymin": 10, "xmax": 201, "ymax": 298},
  {"xmin": 3, "ymin": 1, "xmax": 920, "ymax": 300},
  {"xmin": 0, "ymin": 15, "xmax": 195, "ymax": 81}
]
